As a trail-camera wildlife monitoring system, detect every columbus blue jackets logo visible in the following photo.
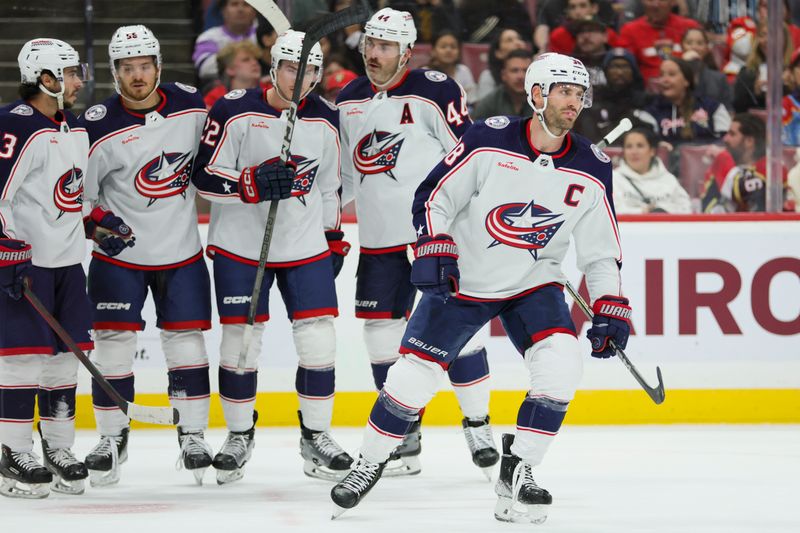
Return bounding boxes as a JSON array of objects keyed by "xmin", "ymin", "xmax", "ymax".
[
  {"xmin": 354, "ymin": 130, "xmax": 404, "ymax": 182},
  {"xmin": 262, "ymin": 155, "xmax": 319, "ymax": 205},
  {"xmin": 135, "ymin": 151, "xmax": 192, "ymax": 205},
  {"xmin": 53, "ymin": 166, "xmax": 84, "ymax": 217},
  {"xmin": 485, "ymin": 200, "xmax": 564, "ymax": 260}
]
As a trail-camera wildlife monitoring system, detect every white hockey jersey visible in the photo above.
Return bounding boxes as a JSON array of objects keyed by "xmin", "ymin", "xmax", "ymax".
[
  {"xmin": 413, "ymin": 116, "xmax": 623, "ymax": 302},
  {"xmin": 192, "ymin": 88, "xmax": 341, "ymax": 265},
  {"xmin": 79, "ymin": 83, "xmax": 206, "ymax": 267},
  {"xmin": 337, "ymin": 69, "xmax": 470, "ymax": 249},
  {"xmin": 0, "ymin": 101, "xmax": 88, "ymax": 268}
]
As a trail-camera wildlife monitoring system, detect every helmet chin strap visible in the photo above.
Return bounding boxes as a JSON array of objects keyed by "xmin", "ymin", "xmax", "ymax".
[
  {"xmin": 39, "ymin": 82, "xmax": 65, "ymax": 110},
  {"xmin": 115, "ymin": 71, "xmax": 161, "ymax": 105},
  {"xmin": 270, "ymin": 66, "xmax": 318, "ymax": 105},
  {"xmin": 364, "ymin": 51, "xmax": 408, "ymax": 90},
  {"xmin": 529, "ymin": 87, "xmax": 570, "ymax": 141}
]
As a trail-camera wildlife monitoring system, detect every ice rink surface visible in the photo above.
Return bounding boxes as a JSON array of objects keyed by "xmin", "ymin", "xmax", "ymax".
[{"xmin": 1, "ymin": 424, "xmax": 798, "ymax": 533}]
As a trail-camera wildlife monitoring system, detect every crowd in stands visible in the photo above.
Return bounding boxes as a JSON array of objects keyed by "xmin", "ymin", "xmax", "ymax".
[{"xmin": 191, "ymin": 0, "xmax": 800, "ymax": 214}]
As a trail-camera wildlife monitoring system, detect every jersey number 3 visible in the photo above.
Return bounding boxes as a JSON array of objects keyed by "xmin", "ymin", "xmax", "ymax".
[{"xmin": 0, "ymin": 133, "xmax": 18, "ymax": 159}]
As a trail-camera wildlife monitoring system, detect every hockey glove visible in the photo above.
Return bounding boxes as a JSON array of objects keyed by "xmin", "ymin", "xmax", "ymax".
[
  {"xmin": 84, "ymin": 206, "xmax": 136, "ymax": 257},
  {"xmin": 586, "ymin": 295, "xmax": 632, "ymax": 359},
  {"xmin": 410, "ymin": 234, "xmax": 460, "ymax": 300},
  {"xmin": 239, "ymin": 160, "xmax": 296, "ymax": 203},
  {"xmin": 0, "ymin": 239, "xmax": 32, "ymax": 300},
  {"xmin": 325, "ymin": 230, "xmax": 351, "ymax": 279}
]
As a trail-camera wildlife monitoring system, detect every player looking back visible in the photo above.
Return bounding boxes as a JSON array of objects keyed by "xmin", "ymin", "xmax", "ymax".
[
  {"xmin": 331, "ymin": 53, "xmax": 632, "ymax": 524},
  {"xmin": 336, "ymin": 7, "xmax": 498, "ymax": 478}
]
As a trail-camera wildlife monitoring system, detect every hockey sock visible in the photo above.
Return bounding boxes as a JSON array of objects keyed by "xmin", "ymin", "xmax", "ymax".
[
  {"xmin": 38, "ymin": 385, "xmax": 77, "ymax": 449},
  {"xmin": 370, "ymin": 361, "xmax": 394, "ymax": 390},
  {"xmin": 511, "ymin": 395, "xmax": 569, "ymax": 465},
  {"xmin": 219, "ymin": 366, "xmax": 257, "ymax": 432},
  {"xmin": 362, "ymin": 390, "xmax": 419, "ymax": 464},
  {"xmin": 168, "ymin": 365, "xmax": 211, "ymax": 432},
  {"xmin": 0, "ymin": 386, "xmax": 36, "ymax": 452},
  {"xmin": 296, "ymin": 366, "xmax": 334, "ymax": 432},
  {"xmin": 448, "ymin": 346, "xmax": 491, "ymax": 420},
  {"xmin": 92, "ymin": 374, "xmax": 134, "ymax": 436}
]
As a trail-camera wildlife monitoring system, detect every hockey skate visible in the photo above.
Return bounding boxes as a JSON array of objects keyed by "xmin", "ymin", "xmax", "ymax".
[
  {"xmin": 494, "ymin": 434, "xmax": 552, "ymax": 524},
  {"xmin": 383, "ymin": 420, "xmax": 422, "ymax": 477},
  {"xmin": 84, "ymin": 427, "xmax": 129, "ymax": 487},
  {"xmin": 330, "ymin": 455, "xmax": 386, "ymax": 519},
  {"xmin": 212, "ymin": 412, "xmax": 257, "ymax": 485},
  {"xmin": 37, "ymin": 424, "xmax": 87, "ymax": 495},
  {"xmin": 176, "ymin": 428, "xmax": 214, "ymax": 486},
  {"xmin": 0, "ymin": 445, "xmax": 52, "ymax": 499},
  {"xmin": 462, "ymin": 415, "xmax": 500, "ymax": 481},
  {"xmin": 298, "ymin": 411, "xmax": 353, "ymax": 481}
]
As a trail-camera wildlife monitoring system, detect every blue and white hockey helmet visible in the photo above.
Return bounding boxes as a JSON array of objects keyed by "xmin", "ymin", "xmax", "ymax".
[
  {"xmin": 18, "ymin": 38, "xmax": 87, "ymax": 84},
  {"xmin": 360, "ymin": 7, "xmax": 417, "ymax": 56},
  {"xmin": 525, "ymin": 52, "xmax": 592, "ymax": 109}
]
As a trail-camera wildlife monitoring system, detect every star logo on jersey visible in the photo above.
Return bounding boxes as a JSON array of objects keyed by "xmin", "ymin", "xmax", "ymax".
[
  {"xmin": 53, "ymin": 166, "xmax": 84, "ymax": 217},
  {"xmin": 353, "ymin": 130, "xmax": 404, "ymax": 182},
  {"xmin": 135, "ymin": 151, "xmax": 193, "ymax": 206},
  {"xmin": 260, "ymin": 155, "xmax": 319, "ymax": 206},
  {"xmin": 485, "ymin": 200, "xmax": 564, "ymax": 260}
]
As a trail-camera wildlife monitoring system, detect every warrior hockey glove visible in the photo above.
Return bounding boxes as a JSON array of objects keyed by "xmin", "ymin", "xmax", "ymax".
[
  {"xmin": 325, "ymin": 230, "xmax": 351, "ymax": 279},
  {"xmin": 411, "ymin": 234, "xmax": 460, "ymax": 300},
  {"xmin": 586, "ymin": 295, "xmax": 632, "ymax": 359},
  {"xmin": 0, "ymin": 239, "xmax": 32, "ymax": 300},
  {"xmin": 239, "ymin": 160, "xmax": 296, "ymax": 203},
  {"xmin": 84, "ymin": 206, "xmax": 136, "ymax": 257}
]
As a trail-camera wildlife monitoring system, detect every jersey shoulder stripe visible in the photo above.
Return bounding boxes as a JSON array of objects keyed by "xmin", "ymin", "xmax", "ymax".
[{"xmin": 300, "ymin": 93, "xmax": 339, "ymax": 130}]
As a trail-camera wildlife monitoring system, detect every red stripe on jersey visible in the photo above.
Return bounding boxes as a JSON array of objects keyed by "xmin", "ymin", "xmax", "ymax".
[
  {"xmin": 91, "ymin": 250, "xmax": 204, "ymax": 271},
  {"xmin": 207, "ymin": 245, "xmax": 330, "ymax": 268}
]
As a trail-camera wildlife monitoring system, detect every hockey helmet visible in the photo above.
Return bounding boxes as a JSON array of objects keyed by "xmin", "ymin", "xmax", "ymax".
[
  {"xmin": 270, "ymin": 30, "xmax": 324, "ymax": 84},
  {"xmin": 525, "ymin": 52, "xmax": 592, "ymax": 110},
  {"xmin": 360, "ymin": 8, "xmax": 417, "ymax": 56},
  {"xmin": 18, "ymin": 38, "xmax": 86, "ymax": 85},
  {"xmin": 109, "ymin": 25, "xmax": 161, "ymax": 99}
]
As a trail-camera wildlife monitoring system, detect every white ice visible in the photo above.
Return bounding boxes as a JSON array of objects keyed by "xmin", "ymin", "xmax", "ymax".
[{"xmin": 1, "ymin": 425, "xmax": 798, "ymax": 533}]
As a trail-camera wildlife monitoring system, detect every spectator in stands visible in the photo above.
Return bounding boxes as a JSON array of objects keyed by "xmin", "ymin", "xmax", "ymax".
[
  {"xmin": 722, "ymin": 17, "xmax": 757, "ymax": 83},
  {"xmin": 644, "ymin": 57, "xmax": 731, "ymax": 145},
  {"xmin": 701, "ymin": 112, "xmax": 793, "ymax": 212},
  {"xmin": 574, "ymin": 47, "xmax": 655, "ymax": 142},
  {"xmin": 680, "ymin": 28, "xmax": 732, "ymax": 110},
  {"xmin": 548, "ymin": 0, "xmax": 623, "ymax": 55},
  {"xmin": 757, "ymin": 0, "xmax": 800, "ymax": 49},
  {"xmin": 323, "ymin": 67, "xmax": 358, "ymax": 101},
  {"xmin": 619, "ymin": 0, "xmax": 700, "ymax": 85},
  {"xmin": 193, "ymin": 0, "xmax": 258, "ymax": 85},
  {"xmin": 572, "ymin": 17, "xmax": 613, "ymax": 88},
  {"xmin": 476, "ymin": 28, "xmax": 527, "ymax": 101},
  {"xmin": 534, "ymin": 0, "xmax": 617, "ymax": 51},
  {"xmin": 472, "ymin": 49, "xmax": 532, "ymax": 120},
  {"xmin": 203, "ymin": 41, "xmax": 266, "ymax": 109},
  {"xmin": 389, "ymin": 1, "xmax": 462, "ymax": 44},
  {"xmin": 783, "ymin": 48, "xmax": 800, "ymax": 146},
  {"xmin": 732, "ymin": 20, "xmax": 793, "ymax": 113},
  {"xmin": 613, "ymin": 127, "xmax": 692, "ymax": 214},
  {"xmin": 425, "ymin": 30, "xmax": 477, "ymax": 104},
  {"xmin": 459, "ymin": 0, "xmax": 532, "ymax": 44},
  {"xmin": 255, "ymin": 16, "xmax": 278, "ymax": 83}
]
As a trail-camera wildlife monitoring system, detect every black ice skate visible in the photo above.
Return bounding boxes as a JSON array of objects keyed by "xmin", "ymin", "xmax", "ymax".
[
  {"xmin": 84, "ymin": 427, "xmax": 129, "ymax": 487},
  {"xmin": 383, "ymin": 420, "xmax": 421, "ymax": 477},
  {"xmin": 494, "ymin": 433, "xmax": 552, "ymax": 524},
  {"xmin": 298, "ymin": 411, "xmax": 353, "ymax": 481},
  {"xmin": 38, "ymin": 423, "xmax": 87, "ymax": 495},
  {"xmin": 462, "ymin": 415, "xmax": 500, "ymax": 481},
  {"xmin": 176, "ymin": 428, "xmax": 214, "ymax": 485},
  {"xmin": 0, "ymin": 444, "xmax": 53, "ymax": 499},
  {"xmin": 330, "ymin": 455, "xmax": 386, "ymax": 519},
  {"xmin": 212, "ymin": 411, "xmax": 257, "ymax": 485}
]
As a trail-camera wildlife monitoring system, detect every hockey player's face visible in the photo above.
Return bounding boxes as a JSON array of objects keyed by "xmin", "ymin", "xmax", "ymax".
[
  {"xmin": 59, "ymin": 66, "xmax": 84, "ymax": 109},
  {"xmin": 363, "ymin": 37, "xmax": 403, "ymax": 85},
  {"xmin": 116, "ymin": 57, "xmax": 159, "ymax": 100},
  {"xmin": 276, "ymin": 61, "xmax": 318, "ymax": 98},
  {"xmin": 543, "ymin": 83, "xmax": 585, "ymax": 132}
]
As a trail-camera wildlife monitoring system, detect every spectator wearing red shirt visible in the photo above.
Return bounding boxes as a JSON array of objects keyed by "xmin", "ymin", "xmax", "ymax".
[
  {"xmin": 619, "ymin": 0, "xmax": 700, "ymax": 85},
  {"xmin": 549, "ymin": 0, "xmax": 624, "ymax": 55}
]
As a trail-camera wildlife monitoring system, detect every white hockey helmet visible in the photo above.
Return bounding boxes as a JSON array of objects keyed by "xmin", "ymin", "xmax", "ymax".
[
  {"xmin": 361, "ymin": 7, "xmax": 417, "ymax": 56},
  {"xmin": 270, "ymin": 30, "xmax": 324, "ymax": 103},
  {"xmin": 17, "ymin": 38, "xmax": 88, "ymax": 109},
  {"xmin": 109, "ymin": 25, "xmax": 162, "ymax": 99},
  {"xmin": 525, "ymin": 52, "xmax": 592, "ymax": 109}
]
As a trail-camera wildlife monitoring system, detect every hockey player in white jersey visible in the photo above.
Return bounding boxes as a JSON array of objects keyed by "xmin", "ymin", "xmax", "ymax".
[
  {"xmin": 193, "ymin": 30, "xmax": 353, "ymax": 484},
  {"xmin": 331, "ymin": 53, "xmax": 632, "ymax": 524},
  {"xmin": 78, "ymin": 26, "xmax": 214, "ymax": 486},
  {"xmin": 0, "ymin": 38, "xmax": 97, "ymax": 498},
  {"xmin": 335, "ymin": 7, "xmax": 498, "ymax": 478}
]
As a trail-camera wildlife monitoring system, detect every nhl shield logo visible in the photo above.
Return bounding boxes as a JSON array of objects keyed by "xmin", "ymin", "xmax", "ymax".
[
  {"xmin": 135, "ymin": 151, "xmax": 193, "ymax": 205},
  {"xmin": 591, "ymin": 143, "xmax": 611, "ymax": 163},
  {"xmin": 53, "ymin": 166, "xmax": 84, "ymax": 216},
  {"xmin": 485, "ymin": 199, "xmax": 564, "ymax": 260},
  {"xmin": 353, "ymin": 130, "xmax": 404, "ymax": 182}
]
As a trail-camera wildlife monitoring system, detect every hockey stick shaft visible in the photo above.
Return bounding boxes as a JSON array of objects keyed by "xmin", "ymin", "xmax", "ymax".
[
  {"xmin": 245, "ymin": 0, "xmax": 291, "ymax": 34},
  {"xmin": 22, "ymin": 278, "xmax": 179, "ymax": 425},
  {"xmin": 236, "ymin": 0, "xmax": 373, "ymax": 373}
]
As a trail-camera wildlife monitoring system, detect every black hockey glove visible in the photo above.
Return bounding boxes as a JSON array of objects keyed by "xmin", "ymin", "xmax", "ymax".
[
  {"xmin": 325, "ymin": 230, "xmax": 351, "ymax": 278},
  {"xmin": 0, "ymin": 239, "xmax": 32, "ymax": 300},
  {"xmin": 84, "ymin": 206, "xmax": 136, "ymax": 257},
  {"xmin": 410, "ymin": 234, "xmax": 459, "ymax": 300},
  {"xmin": 586, "ymin": 295, "xmax": 632, "ymax": 358},
  {"xmin": 239, "ymin": 159, "xmax": 296, "ymax": 203}
]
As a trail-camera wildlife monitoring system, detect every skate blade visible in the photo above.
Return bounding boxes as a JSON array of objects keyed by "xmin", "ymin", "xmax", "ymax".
[
  {"xmin": 331, "ymin": 503, "xmax": 348, "ymax": 519},
  {"xmin": 382, "ymin": 455, "xmax": 421, "ymax": 477},
  {"xmin": 494, "ymin": 496, "xmax": 548, "ymax": 524},
  {"xmin": 190, "ymin": 467, "xmax": 209, "ymax": 486},
  {"xmin": 480, "ymin": 466, "xmax": 495, "ymax": 482},
  {"xmin": 88, "ymin": 468, "xmax": 121, "ymax": 488},
  {"xmin": 51, "ymin": 477, "xmax": 86, "ymax": 495},
  {"xmin": 215, "ymin": 468, "xmax": 244, "ymax": 485},
  {"xmin": 303, "ymin": 460, "xmax": 349, "ymax": 482},
  {"xmin": 1, "ymin": 477, "xmax": 50, "ymax": 499}
]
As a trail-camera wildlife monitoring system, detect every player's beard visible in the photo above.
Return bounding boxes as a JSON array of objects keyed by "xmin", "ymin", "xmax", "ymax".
[
  {"xmin": 122, "ymin": 78, "xmax": 157, "ymax": 102},
  {"xmin": 543, "ymin": 104, "xmax": 578, "ymax": 136}
]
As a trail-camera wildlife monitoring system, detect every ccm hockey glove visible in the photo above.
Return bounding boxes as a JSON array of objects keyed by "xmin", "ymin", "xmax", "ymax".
[
  {"xmin": 586, "ymin": 295, "xmax": 632, "ymax": 359},
  {"xmin": 84, "ymin": 206, "xmax": 136, "ymax": 257},
  {"xmin": 0, "ymin": 239, "xmax": 32, "ymax": 300},
  {"xmin": 325, "ymin": 230, "xmax": 351, "ymax": 278},
  {"xmin": 239, "ymin": 159, "xmax": 296, "ymax": 203},
  {"xmin": 410, "ymin": 234, "xmax": 460, "ymax": 300}
]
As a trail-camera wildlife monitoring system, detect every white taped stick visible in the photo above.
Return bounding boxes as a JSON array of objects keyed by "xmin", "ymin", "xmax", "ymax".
[
  {"xmin": 597, "ymin": 117, "xmax": 633, "ymax": 150},
  {"xmin": 245, "ymin": 0, "xmax": 291, "ymax": 34}
]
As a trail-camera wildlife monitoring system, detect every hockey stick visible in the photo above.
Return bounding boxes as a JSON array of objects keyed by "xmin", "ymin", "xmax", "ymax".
[
  {"xmin": 245, "ymin": 0, "xmax": 291, "ymax": 34},
  {"xmin": 235, "ymin": 0, "xmax": 373, "ymax": 374},
  {"xmin": 22, "ymin": 278, "xmax": 180, "ymax": 425},
  {"xmin": 563, "ymin": 117, "xmax": 665, "ymax": 405}
]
